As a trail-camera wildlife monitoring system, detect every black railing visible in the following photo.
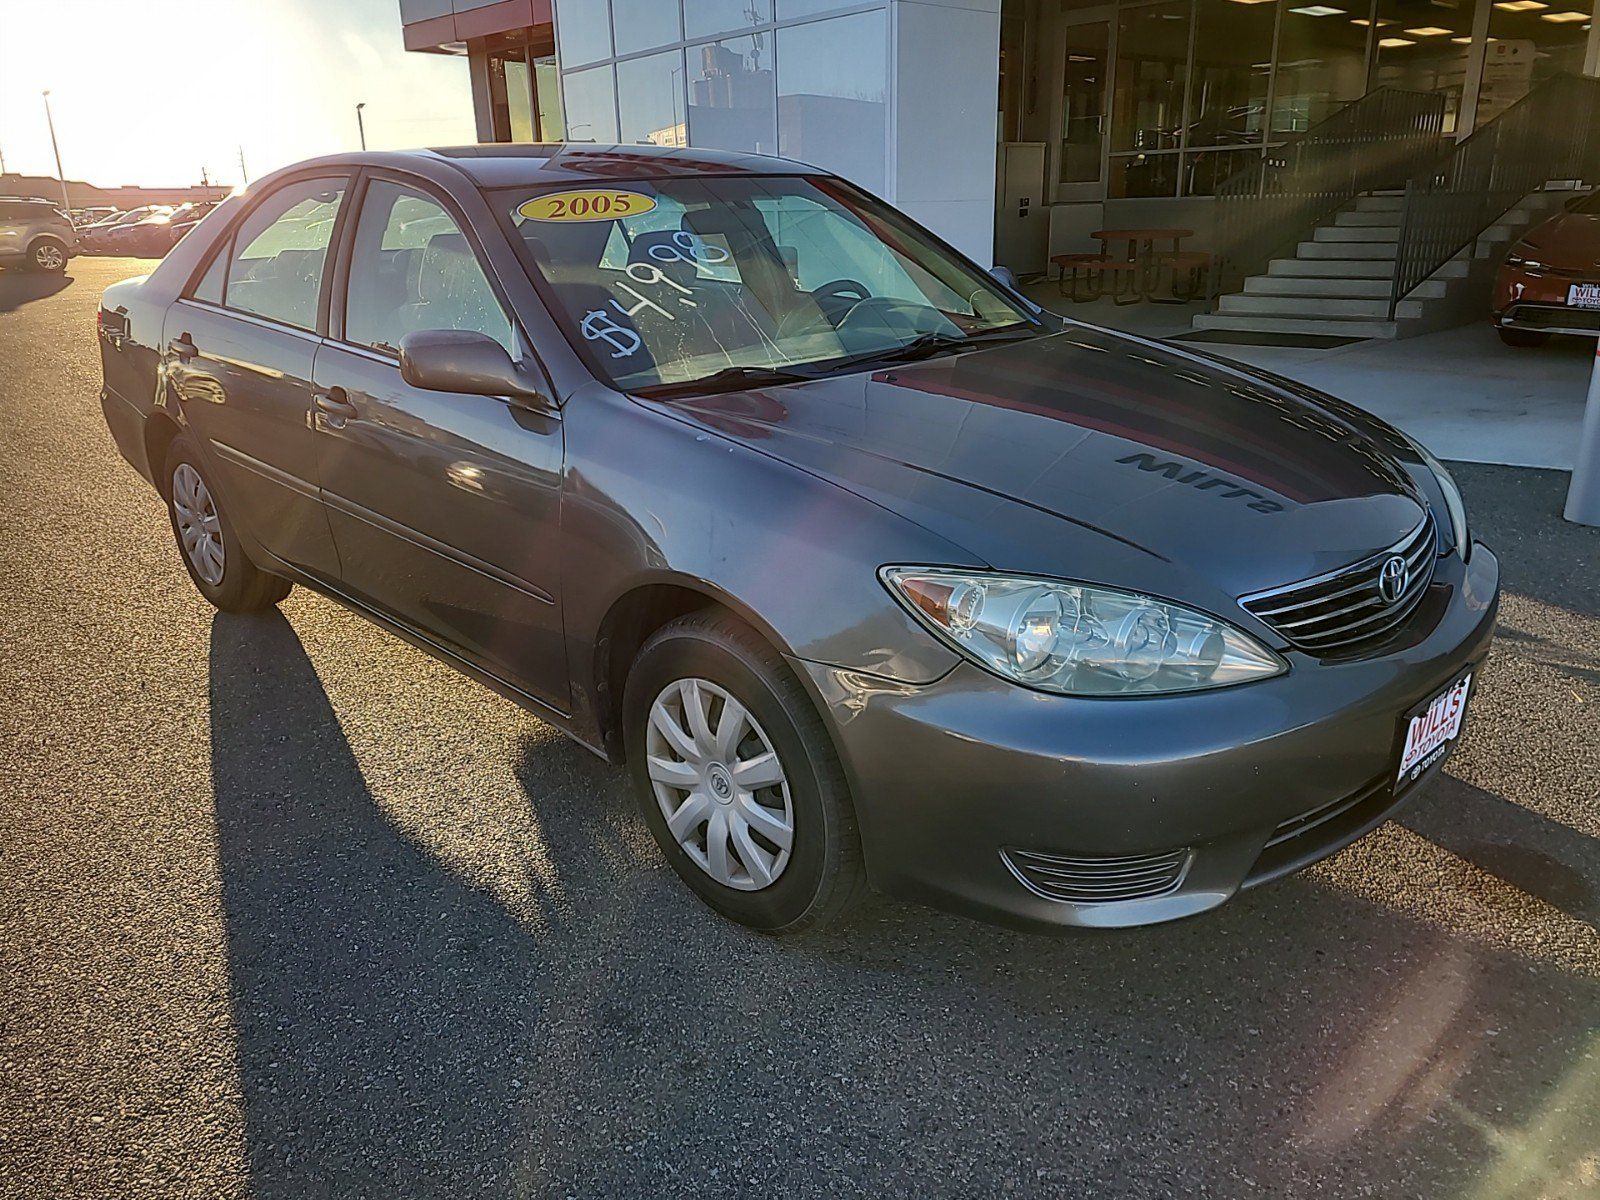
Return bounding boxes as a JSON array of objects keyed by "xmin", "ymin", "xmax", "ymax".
[
  {"xmin": 1207, "ymin": 88, "xmax": 1447, "ymax": 310},
  {"xmin": 1387, "ymin": 73, "xmax": 1600, "ymax": 319}
]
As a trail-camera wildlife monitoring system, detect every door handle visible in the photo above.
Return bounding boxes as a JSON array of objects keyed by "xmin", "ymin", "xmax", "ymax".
[
  {"xmin": 311, "ymin": 386, "xmax": 358, "ymax": 430},
  {"xmin": 167, "ymin": 333, "xmax": 197, "ymax": 361}
]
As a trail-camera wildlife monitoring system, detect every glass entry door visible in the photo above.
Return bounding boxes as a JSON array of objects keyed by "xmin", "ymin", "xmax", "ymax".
[{"xmin": 1056, "ymin": 13, "xmax": 1111, "ymax": 202}]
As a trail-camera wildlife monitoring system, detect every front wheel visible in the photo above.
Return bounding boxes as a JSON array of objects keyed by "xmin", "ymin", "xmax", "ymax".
[
  {"xmin": 623, "ymin": 610, "xmax": 866, "ymax": 934},
  {"xmin": 1497, "ymin": 326, "xmax": 1550, "ymax": 348},
  {"xmin": 163, "ymin": 433, "xmax": 292, "ymax": 612}
]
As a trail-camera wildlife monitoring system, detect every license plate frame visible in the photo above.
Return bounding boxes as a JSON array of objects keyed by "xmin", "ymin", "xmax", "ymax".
[
  {"xmin": 1567, "ymin": 283, "xmax": 1600, "ymax": 309},
  {"xmin": 1394, "ymin": 670, "xmax": 1474, "ymax": 795}
]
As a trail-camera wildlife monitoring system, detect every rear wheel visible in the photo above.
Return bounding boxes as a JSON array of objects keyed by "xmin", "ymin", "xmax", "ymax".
[
  {"xmin": 28, "ymin": 237, "xmax": 67, "ymax": 273},
  {"xmin": 163, "ymin": 433, "xmax": 291, "ymax": 612},
  {"xmin": 1497, "ymin": 326, "xmax": 1550, "ymax": 348},
  {"xmin": 623, "ymin": 609, "xmax": 865, "ymax": 934}
]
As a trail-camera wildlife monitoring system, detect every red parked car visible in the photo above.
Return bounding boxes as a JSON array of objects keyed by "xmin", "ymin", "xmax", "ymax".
[{"xmin": 1493, "ymin": 189, "xmax": 1600, "ymax": 347}]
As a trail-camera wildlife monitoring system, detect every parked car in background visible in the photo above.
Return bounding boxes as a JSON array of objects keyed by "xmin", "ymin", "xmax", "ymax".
[
  {"xmin": 1493, "ymin": 188, "xmax": 1600, "ymax": 346},
  {"xmin": 97, "ymin": 146, "xmax": 1497, "ymax": 935},
  {"xmin": 0, "ymin": 196, "xmax": 77, "ymax": 271},
  {"xmin": 72, "ymin": 206, "xmax": 119, "ymax": 227},
  {"xmin": 79, "ymin": 206, "xmax": 172, "ymax": 253},
  {"xmin": 103, "ymin": 203, "xmax": 218, "ymax": 258}
]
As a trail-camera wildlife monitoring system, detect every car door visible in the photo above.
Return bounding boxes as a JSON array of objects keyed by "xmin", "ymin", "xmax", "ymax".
[
  {"xmin": 163, "ymin": 175, "xmax": 349, "ymax": 580},
  {"xmin": 312, "ymin": 174, "xmax": 569, "ymax": 711}
]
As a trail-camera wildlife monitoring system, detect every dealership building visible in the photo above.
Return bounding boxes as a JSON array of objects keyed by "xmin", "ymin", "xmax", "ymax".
[{"xmin": 398, "ymin": 0, "xmax": 1600, "ymax": 291}]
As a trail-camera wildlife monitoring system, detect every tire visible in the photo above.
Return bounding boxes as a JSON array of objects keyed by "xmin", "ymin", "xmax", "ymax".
[
  {"xmin": 28, "ymin": 237, "xmax": 67, "ymax": 273},
  {"xmin": 623, "ymin": 609, "xmax": 866, "ymax": 934},
  {"xmin": 1497, "ymin": 326, "xmax": 1550, "ymax": 348},
  {"xmin": 162, "ymin": 432, "xmax": 292, "ymax": 613}
]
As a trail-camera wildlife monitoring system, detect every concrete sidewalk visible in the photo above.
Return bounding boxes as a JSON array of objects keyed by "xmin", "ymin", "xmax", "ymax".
[{"xmin": 1024, "ymin": 283, "xmax": 1594, "ymax": 470}]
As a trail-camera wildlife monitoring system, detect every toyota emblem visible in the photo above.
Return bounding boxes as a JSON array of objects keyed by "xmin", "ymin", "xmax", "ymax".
[{"xmin": 1378, "ymin": 555, "xmax": 1409, "ymax": 606}]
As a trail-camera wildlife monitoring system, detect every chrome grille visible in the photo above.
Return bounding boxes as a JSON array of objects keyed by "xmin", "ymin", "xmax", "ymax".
[
  {"xmin": 1240, "ymin": 512, "xmax": 1437, "ymax": 655},
  {"xmin": 1001, "ymin": 847, "xmax": 1190, "ymax": 904}
]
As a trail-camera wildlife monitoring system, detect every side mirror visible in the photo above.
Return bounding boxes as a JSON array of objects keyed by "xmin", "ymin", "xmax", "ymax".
[
  {"xmin": 989, "ymin": 264, "xmax": 1021, "ymax": 291},
  {"xmin": 398, "ymin": 329, "xmax": 548, "ymax": 407}
]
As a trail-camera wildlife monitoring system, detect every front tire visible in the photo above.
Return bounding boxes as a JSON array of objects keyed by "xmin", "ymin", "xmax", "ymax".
[
  {"xmin": 1497, "ymin": 326, "xmax": 1550, "ymax": 348},
  {"xmin": 28, "ymin": 237, "xmax": 67, "ymax": 273},
  {"xmin": 162, "ymin": 433, "xmax": 292, "ymax": 612},
  {"xmin": 623, "ymin": 610, "xmax": 865, "ymax": 934}
]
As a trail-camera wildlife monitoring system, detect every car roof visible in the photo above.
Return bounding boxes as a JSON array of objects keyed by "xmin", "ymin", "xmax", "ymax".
[{"xmin": 261, "ymin": 143, "xmax": 819, "ymax": 192}]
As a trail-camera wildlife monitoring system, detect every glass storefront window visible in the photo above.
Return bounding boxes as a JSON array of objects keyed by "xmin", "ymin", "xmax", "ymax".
[
  {"xmin": 562, "ymin": 65, "xmax": 619, "ymax": 142},
  {"xmin": 1271, "ymin": 0, "xmax": 1375, "ymax": 134},
  {"xmin": 687, "ymin": 35, "xmax": 778, "ymax": 154},
  {"xmin": 1111, "ymin": 1, "xmax": 1193, "ymax": 153},
  {"xmin": 1372, "ymin": 0, "xmax": 1473, "ymax": 133},
  {"xmin": 1060, "ymin": 21, "xmax": 1110, "ymax": 185},
  {"xmin": 488, "ymin": 41, "xmax": 535, "ymax": 142},
  {"xmin": 1186, "ymin": 0, "xmax": 1274, "ymax": 148},
  {"xmin": 684, "ymin": 0, "xmax": 772, "ymax": 40},
  {"xmin": 776, "ymin": 11, "xmax": 888, "ymax": 192},
  {"xmin": 557, "ymin": 1, "xmax": 614, "ymax": 67},
  {"xmin": 1481, "ymin": 0, "xmax": 1592, "ymax": 121},
  {"xmin": 617, "ymin": 50, "xmax": 688, "ymax": 147},
  {"xmin": 1108, "ymin": 151, "xmax": 1182, "ymax": 198},
  {"xmin": 613, "ymin": 0, "xmax": 682, "ymax": 56}
]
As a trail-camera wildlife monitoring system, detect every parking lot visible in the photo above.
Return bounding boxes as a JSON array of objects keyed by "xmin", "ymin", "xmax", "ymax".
[{"xmin": 2, "ymin": 257, "xmax": 1598, "ymax": 1198}]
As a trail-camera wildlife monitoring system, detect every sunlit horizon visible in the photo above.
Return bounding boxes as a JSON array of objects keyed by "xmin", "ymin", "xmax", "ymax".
[{"xmin": 0, "ymin": 0, "xmax": 478, "ymax": 190}]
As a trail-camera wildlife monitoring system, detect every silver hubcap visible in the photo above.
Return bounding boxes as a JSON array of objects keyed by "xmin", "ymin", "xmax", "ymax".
[
  {"xmin": 35, "ymin": 244, "xmax": 63, "ymax": 270},
  {"xmin": 171, "ymin": 463, "xmax": 225, "ymax": 586},
  {"xmin": 646, "ymin": 677, "xmax": 794, "ymax": 891}
]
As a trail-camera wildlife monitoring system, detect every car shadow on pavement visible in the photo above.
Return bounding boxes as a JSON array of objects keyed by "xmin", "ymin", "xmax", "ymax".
[
  {"xmin": 0, "ymin": 269, "xmax": 71, "ymax": 313},
  {"xmin": 207, "ymin": 610, "xmax": 556, "ymax": 1198},
  {"xmin": 207, "ymin": 610, "xmax": 1600, "ymax": 1198}
]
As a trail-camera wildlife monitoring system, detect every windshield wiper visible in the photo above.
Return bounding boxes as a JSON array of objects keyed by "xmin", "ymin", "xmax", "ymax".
[
  {"xmin": 633, "ymin": 364, "xmax": 819, "ymax": 399},
  {"xmin": 806, "ymin": 324, "xmax": 1041, "ymax": 376}
]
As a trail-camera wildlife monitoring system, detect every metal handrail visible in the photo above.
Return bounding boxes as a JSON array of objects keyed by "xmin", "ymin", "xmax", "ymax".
[
  {"xmin": 1387, "ymin": 73, "xmax": 1600, "ymax": 319},
  {"xmin": 1207, "ymin": 88, "xmax": 1447, "ymax": 310}
]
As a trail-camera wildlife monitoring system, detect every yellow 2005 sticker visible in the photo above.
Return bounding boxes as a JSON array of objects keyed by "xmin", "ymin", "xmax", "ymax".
[{"xmin": 518, "ymin": 190, "xmax": 656, "ymax": 222}]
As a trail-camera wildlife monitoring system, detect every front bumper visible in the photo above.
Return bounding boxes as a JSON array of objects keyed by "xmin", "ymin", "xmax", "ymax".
[
  {"xmin": 801, "ymin": 545, "xmax": 1499, "ymax": 931},
  {"xmin": 1494, "ymin": 267, "xmax": 1600, "ymax": 336}
]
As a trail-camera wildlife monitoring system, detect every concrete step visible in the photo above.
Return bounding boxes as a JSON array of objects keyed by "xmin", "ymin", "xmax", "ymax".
[
  {"xmin": 1355, "ymin": 194, "xmax": 1406, "ymax": 212},
  {"xmin": 1218, "ymin": 292, "xmax": 1425, "ymax": 319},
  {"xmin": 1244, "ymin": 274, "xmax": 1448, "ymax": 300},
  {"xmin": 1297, "ymin": 239, "xmax": 1399, "ymax": 260},
  {"xmin": 1268, "ymin": 257, "xmax": 1395, "ymax": 279},
  {"xmin": 1314, "ymin": 224, "xmax": 1400, "ymax": 243},
  {"xmin": 1191, "ymin": 312, "xmax": 1399, "ymax": 339},
  {"xmin": 1335, "ymin": 210, "xmax": 1403, "ymax": 228}
]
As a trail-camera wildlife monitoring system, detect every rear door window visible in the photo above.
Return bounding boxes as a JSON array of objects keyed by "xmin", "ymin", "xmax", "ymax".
[{"xmin": 216, "ymin": 177, "xmax": 347, "ymax": 331}]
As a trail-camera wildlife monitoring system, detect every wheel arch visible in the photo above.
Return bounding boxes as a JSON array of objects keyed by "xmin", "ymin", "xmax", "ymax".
[
  {"xmin": 591, "ymin": 574, "xmax": 802, "ymax": 761},
  {"xmin": 142, "ymin": 408, "xmax": 184, "ymax": 497}
]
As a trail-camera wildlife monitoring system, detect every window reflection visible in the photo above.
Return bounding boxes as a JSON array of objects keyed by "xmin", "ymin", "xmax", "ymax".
[
  {"xmin": 688, "ymin": 35, "xmax": 778, "ymax": 154},
  {"xmin": 562, "ymin": 65, "xmax": 619, "ymax": 143},
  {"xmin": 618, "ymin": 50, "xmax": 688, "ymax": 147},
  {"xmin": 1481, "ymin": 0, "xmax": 1592, "ymax": 120},
  {"xmin": 1372, "ymin": 0, "xmax": 1473, "ymax": 133},
  {"xmin": 557, "ymin": 1, "xmax": 613, "ymax": 67},
  {"xmin": 684, "ymin": 0, "xmax": 771, "ymax": 40},
  {"xmin": 777, "ymin": 11, "xmax": 888, "ymax": 192},
  {"xmin": 613, "ymin": 0, "xmax": 681, "ymax": 56}
]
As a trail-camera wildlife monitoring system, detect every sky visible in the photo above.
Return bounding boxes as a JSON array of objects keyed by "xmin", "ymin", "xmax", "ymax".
[{"xmin": 0, "ymin": 0, "xmax": 477, "ymax": 188}]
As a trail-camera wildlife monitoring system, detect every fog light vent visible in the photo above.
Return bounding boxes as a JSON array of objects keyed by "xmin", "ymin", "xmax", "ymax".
[{"xmin": 1001, "ymin": 846, "xmax": 1190, "ymax": 904}]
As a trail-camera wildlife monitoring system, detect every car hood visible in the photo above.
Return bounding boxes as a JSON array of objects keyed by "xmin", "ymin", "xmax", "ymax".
[
  {"xmin": 1518, "ymin": 210, "xmax": 1600, "ymax": 270},
  {"xmin": 654, "ymin": 326, "xmax": 1429, "ymax": 598}
]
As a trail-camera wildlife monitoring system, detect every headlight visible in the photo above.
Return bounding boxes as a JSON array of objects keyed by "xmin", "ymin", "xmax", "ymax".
[
  {"xmin": 881, "ymin": 568, "xmax": 1286, "ymax": 696},
  {"xmin": 1411, "ymin": 440, "xmax": 1470, "ymax": 560}
]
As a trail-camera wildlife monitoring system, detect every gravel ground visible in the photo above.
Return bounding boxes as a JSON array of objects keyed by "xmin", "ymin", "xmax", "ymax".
[{"xmin": 2, "ymin": 258, "xmax": 1598, "ymax": 1199}]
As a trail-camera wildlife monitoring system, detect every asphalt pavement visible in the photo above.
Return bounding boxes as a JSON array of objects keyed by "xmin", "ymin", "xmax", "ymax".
[{"xmin": 2, "ymin": 258, "xmax": 1598, "ymax": 1199}]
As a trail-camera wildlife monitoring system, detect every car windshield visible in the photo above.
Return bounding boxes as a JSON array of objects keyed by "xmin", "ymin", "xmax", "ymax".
[{"xmin": 496, "ymin": 174, "xmax": 1040, "ymax": 392}]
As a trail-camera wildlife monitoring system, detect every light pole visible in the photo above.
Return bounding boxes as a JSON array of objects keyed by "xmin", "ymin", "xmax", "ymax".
[
  {"xmin": 41, "ymin": 90, "xmax": 70, "ymax": 214},
  {"xmin": 356, "ymin": 102, "xmax": 367, "ymax": 151}
]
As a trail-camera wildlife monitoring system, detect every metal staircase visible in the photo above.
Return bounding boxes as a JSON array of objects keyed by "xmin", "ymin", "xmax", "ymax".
[{"xmin": 1195, "ymin": 74, "xmax": 1600, "ymax": 342}]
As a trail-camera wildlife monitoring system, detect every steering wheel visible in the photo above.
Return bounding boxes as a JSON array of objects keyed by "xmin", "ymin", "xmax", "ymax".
[{"xmin": 775, "ymin": 278, "xmax": 874, "ymax": 341}]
